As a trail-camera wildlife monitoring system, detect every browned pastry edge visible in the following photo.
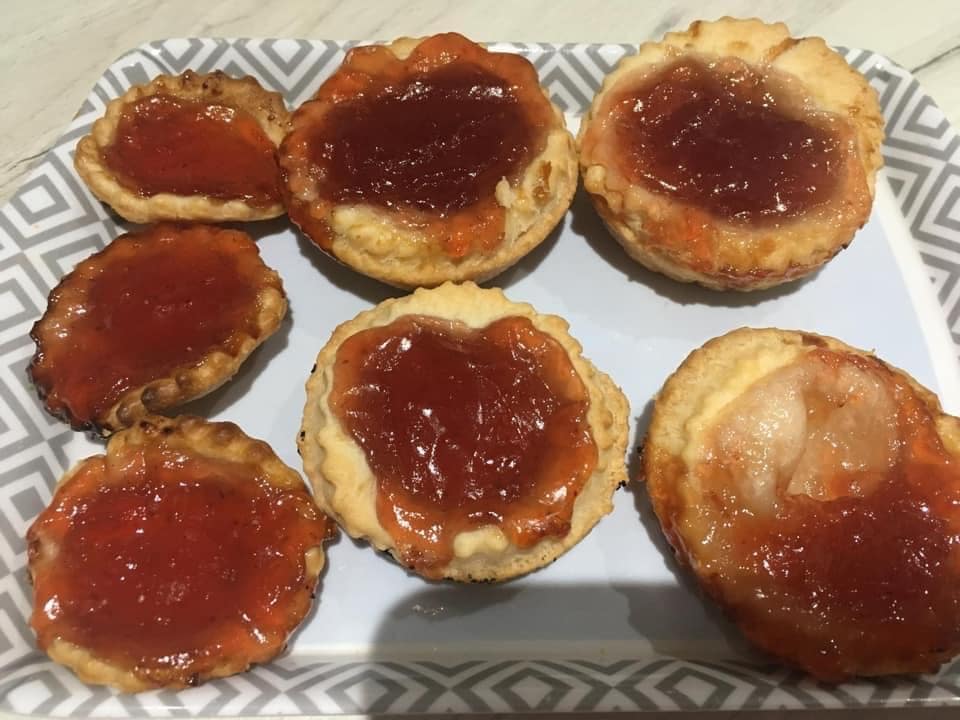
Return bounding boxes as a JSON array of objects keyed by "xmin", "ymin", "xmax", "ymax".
[{"xmin": 74, "ymin": 70, "xmax": 291, "ymax": 223}]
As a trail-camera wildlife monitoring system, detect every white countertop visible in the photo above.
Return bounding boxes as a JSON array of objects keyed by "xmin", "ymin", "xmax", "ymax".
[
  {"xmin": 2, "ymin": 1, "xmax": 959, "ymax": 718},
  {"xmin": 2, "ymin": 0, "xmax": 960, "ymax": 204}
]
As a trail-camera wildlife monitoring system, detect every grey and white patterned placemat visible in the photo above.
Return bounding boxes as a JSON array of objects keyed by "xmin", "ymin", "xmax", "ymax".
[{"xmin": 1, "ymin": 39, "xmax": 959, "ymax": 715}]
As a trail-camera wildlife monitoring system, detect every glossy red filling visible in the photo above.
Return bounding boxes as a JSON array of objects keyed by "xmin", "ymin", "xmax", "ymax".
[
  {"xmin": 694, "ymin": 351, "xmax": 960, "ymax": 679},
  {"xmin": 329, "ymin": 315, "xmax": 597, "ymax": 576},
  {"xmin": 28, "ymin": 442, "xmax": 330, "ymax": 685},
  {"xmin": 282, "ymin": 33, "xmax": 553, "ymax": 258},
  {"xmin": 30, "ymin": 225, "xmax": 268, "ymax": 428},
  {"xmin": 102, "ymin": 94, "xmax": 281, "ymax": 205},
  {"xmin": 605, "ymin": 58, "xmax": 847, "ymax": 222}
]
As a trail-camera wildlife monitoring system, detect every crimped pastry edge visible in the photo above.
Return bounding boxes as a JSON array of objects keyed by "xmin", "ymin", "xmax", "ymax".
[
  {"xmin": 27, "ymin": 415, "xmax": 328, "ymax": 693},
  {"xmin": 282, "ymin": 35, "xmax": 579, "ymax": 289},
  {"xmin": 642, "ymin": 327, "xmax": 960, "ymax": 679},
  {"xmin": 577, "ymin": 17, "xmax": 885, "ymax": 291},
  {"xmin": 74, "ymin": 70, "xmax": 291, "ymax": 223},
  {"xmin": 28, "ymin": 224, "xmax": 287, "ymax": 435},
  {"xmin": 299, "ymin": 281, "xmax": 630, "ymax": 581}
]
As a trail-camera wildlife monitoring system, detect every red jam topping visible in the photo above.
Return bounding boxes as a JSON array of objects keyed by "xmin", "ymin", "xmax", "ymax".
[
  {"xmin": 102, "ymin": 94, "xmax": 281, "ymax": 205},
  {"xmin": 282, "ymin": 33, "xmax": 553, "ymax": 258},
  {"xmin": 310, "ymin": 63, "xmax": 535, "ymax": 213},
  {"xmin": 27, "ymin": 437, "xmax": 330, "ymax": 686},
  {"xmin": 601, "ymin": 58, "xmax": 847, "ymax": 222},
  {"xmin": 30, "ymin": 225, "xmax": 271, "ymax": 429},
  {"xmin": 329, "ymin": 315, "xmax": 598, "ymax": 576},
  {"xmin": 693, "ymin": 350, "xmax": 960, "ymax": 680}
]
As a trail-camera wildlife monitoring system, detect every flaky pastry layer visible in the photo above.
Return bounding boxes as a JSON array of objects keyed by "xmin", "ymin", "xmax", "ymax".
[
  {"xmin": 299, "ymin": 282, "xmax": 629, "ymax": 581},
  {"xmin": 74, "ymin": 70, "xmax": 290, "ymax": 222},
  {"xmin": 643, "ymin": 328, "xmax": 960, "ymax": 679},
  {"xmin": 29, "ymin": 224, "xmax": 287, "ymax": 435},
  {"xmin": 578, "ymin": 18, "xmax": 884, "ymax": 290},
  {"xmin": 27, "ymin": 415, "xmax": 329, "ymax": 692},
  {"xmin": 281, "ymin": 35, "xmax": 578, "ymax": 289}
]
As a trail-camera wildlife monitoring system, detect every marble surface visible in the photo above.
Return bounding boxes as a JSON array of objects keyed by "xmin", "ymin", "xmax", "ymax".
[
  {"xmin": 2, "ymin": 0, "xmax": 960, "ymax": 203},
  {"xmin": 2, "ymin": 1, "xmax": 960, "ymax": 718}
]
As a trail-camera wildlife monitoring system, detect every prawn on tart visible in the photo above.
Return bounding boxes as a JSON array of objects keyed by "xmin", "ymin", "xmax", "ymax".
[
  {"xmin": 74, "ymin": 70, "xmax": 290, "ymax": 223},
  {"xmin": 578, "ymin": 18, "xmax": 884, "ymax": 290},
  {"xmin": 26, "ymin": 415, "xmax": 334, "ymax": 692},
  {"xmin": 279, "ymin": 33, "xmax": 578, "ymax": 289},
  {"xmin": 643, "ymin": 328, "xmax": 960, "ymax": 680},
  {"xmin": 29, "ymin": 223, "xmax": 286, "ymax": 435},
  {"xmin": 299, "ymin": 282, "xmax": 629, "ymax": 581}
]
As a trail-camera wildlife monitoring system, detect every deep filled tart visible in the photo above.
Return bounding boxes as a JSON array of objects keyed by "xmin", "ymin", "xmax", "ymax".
[
  {"xmin": 74, "ymin": 70, "xmax": 290, "ymax": 222},
  {"xmin": 643, "ymin": 328, "xmax": 960, "ymax": 680},
  {"xmin": 578, "ymin": 18, "xmax": 884, "ymax": 290},
  {"xmin": 279, "ymin": 33, "xmax": 578, "ymax": 289},
  {"xmin": 29, "ymin": 223, "xmax": 286, "ymax": 434},
  {"xmin": 26, "ymin": 415, "xmax": 334, "ymax": 692},
  {"xmin": 299, "ymin": 282, "xmax": 629, "ymax": 581}
]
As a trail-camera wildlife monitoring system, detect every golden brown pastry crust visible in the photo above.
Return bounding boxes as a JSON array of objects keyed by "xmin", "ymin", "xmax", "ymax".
[
  {"xmin": 280, "ymin": 35, "xmax": 578, "ymax": 289},
  {"xmin": 299, "ymin": 282, "xmax": 629, "ymax": 581},
  {"xmin": 74, "ymin": 70, "xmax": 290, "ymax": 223},
  {"xmin": 578, "ymin": 18, "xmax": 884, "ymax": 291},
  {"xmin": 28, "ymin": 224, "xmax": 287, "ymax": 435},
  {"xmin": 27, "ymin": 415, "xmax": 330, "ymax": 693},
  {"xmin": 643, "ymin": 327, "xmax": 960, "ymax": 679}
]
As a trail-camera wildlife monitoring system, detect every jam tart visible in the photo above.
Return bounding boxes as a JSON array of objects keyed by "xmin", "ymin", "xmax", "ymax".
[
  {"xmin": 29, "ymin": 224, "xmax": 286, "ymax": 434},
  {"xmin": 74, "ymin": 70, "xmax": 290, "ymax": 223},
  {"xmin": 643, "ymin": 328, "xmax": 960, "ymax": 680},
  {"xmin": 26, "ymin": 415, "xmax": 334, "ymax": 692},
  {"xmin": 279, "ymin": 33, "xmax": 578, "ymax": 289},
  {"xmin": 299, "ymin": 282, "xmax": 629, "ymax": 581},
  {"xmin": 578, "ymin": 18, "xmax": 884, "ymax": 290}
]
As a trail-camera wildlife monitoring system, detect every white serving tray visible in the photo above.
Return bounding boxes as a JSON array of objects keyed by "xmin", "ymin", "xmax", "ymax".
[{"xmin": 1, "ymin": 39, "xmax": 959, "ymax": 715}]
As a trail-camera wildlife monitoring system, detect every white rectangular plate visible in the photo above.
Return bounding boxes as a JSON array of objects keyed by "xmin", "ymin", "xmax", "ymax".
[{"xmin": 1, "ymin": 39, "xmax": 959, "ymax": 715}]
